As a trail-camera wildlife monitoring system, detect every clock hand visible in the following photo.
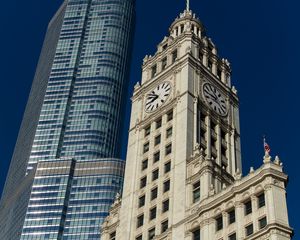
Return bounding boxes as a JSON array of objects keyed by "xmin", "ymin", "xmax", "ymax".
[{"xmin": 147, "ymin": 95, "xmax": 159, "ymax": 104}]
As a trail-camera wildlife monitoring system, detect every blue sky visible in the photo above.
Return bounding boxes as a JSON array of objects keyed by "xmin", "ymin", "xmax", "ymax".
[{"xmin": 0, "ymin": 0, "xmax": 298, "ymax": 236}]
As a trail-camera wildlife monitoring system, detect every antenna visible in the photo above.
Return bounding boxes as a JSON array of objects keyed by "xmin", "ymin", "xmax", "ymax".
[{"xmin": 186, "ymin": 0, "xmax": 190, "ymax": 11}]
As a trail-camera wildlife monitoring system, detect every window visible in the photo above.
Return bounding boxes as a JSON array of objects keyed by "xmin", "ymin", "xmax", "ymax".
[
  {"xmin": 166, "ymin": 127, "xmax": 173, "ymax": 138},
  {"xmin": 165, "ymin": 144, "xmax": 172, "ymax": 156},
  {"xmin": 161, "ymin": 220, "xmax": 168, "ymax": 233},
  {"xmin": 148, "ymin": 228, "xmax": 155, "ymax": 240},
  {"xmin": 145, "ymin": 125, "xmax": 151, "ymax": 137},
  {"xmin": 172, "ymin": 49, "xmax": 178, "ymax": 63},
  {"xmin": 199, "ymin": 50, "xmax": 203, "ymax": 62},
  {"xmin": 258, "ymin": 193, "xmax": 265, "ymax": 208},
  {"xmin": 244, "ymin": 200, "xmax": 252, "ymax": 215},
  {"xmin": 167, "ymin": 110, "xmax": 173, "ymax": 121},
  {"xmin": 164, "ymin": 161, "xmax": 171, "ymax": 173},
  {"xmin": 153, "ymin": 151, "xmax": 160, "ymax": 163},
  {"xmin": 151, "ymin": 187, "xmax": 158, "ymax": 200},
  {"xmin": 140, "ymin": 176, "xmax": 147, "ymax": 189},
  {"xmin": 245, "ymin": 224, "xmax": 254, "ymax": 236},
  {"xmin": 192, "ymin": 228, "xmax": 200, "ymax": 240},
  {"xmin": 162, "ymin": 57, "xmax": 167, "ymax": 70},
  {"xmin": 228, "ymin": 209, "xmax": 235, "ymax": 224},
  {"xmin": 152, "ymin": 169, "xmax": 159, "ymax": 181},
  {"xmin": 215, "ymin": 215, "xmax": 223, "ymax": 231},
  {"xmin": 163, "ymin": 180, "xmax": 170, "ymax": 192},
  {"xmin": 193, "ymin": 181, "xmax": 201, "ymax": 203},
  {"xmin": 162, "ymin": 199, "xmax": 169, "ymax": 212},
  {"xmin": 139, "ymin": 195, "xmax": 145, "ymax": 208},
  {"xmin": 143, "ymin": 142, "xmax": 149, "ymax": 153},
  {"xmin": 136, "ymin": 235, "xmax": 142, "ymax": 240},
  {"xmin": 154, "ymin": 135, "xmax": 161, "ymax": 146},
  {"xmin": 228, "ymin": 233, "xmax": 236, "ymax": 240},
  {"xmin": 142, "ymin": 159, "xmax": 148, "ymax": 171},
  {"xmin": 259, "ymin": 217, "xmax": 267, "ymax": 229},
  {"xmin": 109, "ymin": 232, "xmax": 116, "ymax": 240},
  {"xmin": 217, "ymin": 68, "xmax": 222, "ymax": 79},
  {"xmin": 151, "ymin": 65, "xmax": 157, "ymax": 78},
  {"xmin": 137, "ymin": 214, "xmax": 144, "ymax": 228},
  {"xmin": 149, "ymin": 207, "xmax": 157, "ymax": 220},
  {"xmin": 156, "ymin": 118, "xmax": 162, "ymax": 129},
  {"xmin": 208, "ymin": 60, "xmax": 213, "ymax": 70}
]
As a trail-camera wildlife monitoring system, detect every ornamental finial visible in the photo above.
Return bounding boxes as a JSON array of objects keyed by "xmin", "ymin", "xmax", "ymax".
[{"xmin": 186, "ymin": 0, "xmax": 190, "ymax": 11}]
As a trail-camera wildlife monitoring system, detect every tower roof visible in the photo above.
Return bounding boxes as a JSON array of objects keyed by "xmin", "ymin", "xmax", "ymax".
[{"xmin": 169, "ymin": 0, "xmax": 204, "ymax": 36}]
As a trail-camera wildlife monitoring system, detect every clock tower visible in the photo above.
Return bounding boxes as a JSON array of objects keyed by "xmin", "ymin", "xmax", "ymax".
[{"xmin": 101, "ymin": 3, "xmax": 292, "ymax": 240}]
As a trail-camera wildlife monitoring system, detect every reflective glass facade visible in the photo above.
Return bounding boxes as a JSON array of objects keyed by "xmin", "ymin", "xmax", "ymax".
[{"xmin": 0, "ymin": 0, "xmax": 135, "ymax": 239}]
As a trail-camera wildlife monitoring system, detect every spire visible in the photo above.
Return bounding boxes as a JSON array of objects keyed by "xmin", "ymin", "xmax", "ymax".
[{"xmin": 186, "ymin": 0, "xmax": 190, "ymax": 11}]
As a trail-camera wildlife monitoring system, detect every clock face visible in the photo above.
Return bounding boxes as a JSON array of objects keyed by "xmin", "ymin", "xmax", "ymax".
[
  {"xmin": 203, "ymin": 83, "xmax": 228, "ymax": 116},
  {"xmin": 145, "ymin": 82, "xmax": 171, "ymax": 112}
]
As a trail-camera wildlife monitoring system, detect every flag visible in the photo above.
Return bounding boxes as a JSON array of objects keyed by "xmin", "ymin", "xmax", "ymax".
[{"xmin": 264, "ymin": 138, "xmax": 271, "ymax": 153}]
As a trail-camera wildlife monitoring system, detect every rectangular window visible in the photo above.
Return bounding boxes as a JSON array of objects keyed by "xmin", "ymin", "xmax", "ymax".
[
  {"xmin": 193, "ymin": 181, "xmax": 201, "ymax": 203},
  {"xmin": 165, "ymin": 144, "xmax": 172, "ymax": 156},
  {"xmin": 143, "ymin": 142, "xmax": 149, "ymax": 154},
  {"xmin": 217, "ymin": 68, "xmax": 222, "ymax": 79},
  {"xmin": 151, "ymin": 65, "xmax": 157, "ymax": 78},
  {"xmin": 139, "ymin": 195, "xmax": 145, "ymax": 208},
  {"xmin": 228, "ymin": 233, "xmax": 236, "ymax": 240},
  {"xmin": 153, "ymin": 151, "xmax": 160, "ymax": 163},
  {"xmin": 142, "ymin": 159, "xmax": 148, "ymax": 171},
  {"xmin": 164, "ymin": 161, "xmax": 171, "ymax": 173},
  {"xmin": 149, "ymin": 207, "xmax": 157, "ymax": 220},
  {"xmin": 192, "ymin": 228, "xmax": 200, "ymax": 240},
  {"xmin": 109, "ymin": 232, "xmax": 116, "ymax": 240},
  {"xmin": 163, "ymin": 180, "xmax": 170, "ymax": 193},
  {"xmin": 162, "ymin": 199, "xmax": 169, "ymax": 212},
  {"xmin": 258, "ymin": 193, "xmax": 265, "ymax": 208},
  {"xmin": 161, "ymin": 220, "xmax": 168, "ymax": 233},
  {"xmin": 245, "ymin": 224, "xmax": 254, "ymax": 236},
  {"xmin": 208, "ymin": 60, "xmax": 213, "ymax": 70},
  {"xmin": 166, "ymin": 127, "xmax": 173, "ymax": 138},
  {"xmin": 228, "ymin": 209, "xmax": 235, "ymax": 224},
  {"xmin": 137, "ymin": 214, "xmax": 144, "ymax": 228},
  {"xmin": 151, "ymin": 187, "xmax": 158, "ymax": 200},
  {"xmin": 140, "ymin": 176, "xmax": 147, "ymax": 189},
  {"xmin": 259, "ymin": 217, "xmax": 267, "ymax": 229},
  {"xmin": 172, "ymin": 49, "xmax": 178, "ymax": 63},
  {"xmin": 215, "ymin": 215, "xmax": 223, "ymax": 231},
  {"xmin": 162, "ymin": 57, "xmax": 167, "ymax": 70},
  {"xmin": 148, "ymin": 228, "xmax": 155, "ymax": 240},
  {"xmin": 199, "ymin": 50, "xmax": 203, "ymax": 62},
  {"xmin": 156, "ymin": 118, "xmax": 162, "ymax": 129},
  {"xmin": 167, "ymin": 110, "xmax": 173, "ymax": 121},
  {"xmin": 152, "ymin": 169, "xmax": 159, "ymax": 181},
  {"xmin": 154, "ymin": 135, "xmax": 161, "ymax": 146},
  {"xmin": 145, "ymin": 125, "xmax": 151, "ymax": 137},
  {"xmin": 244, "ymin": 200, "xmax": 252, "ymax": 215}
]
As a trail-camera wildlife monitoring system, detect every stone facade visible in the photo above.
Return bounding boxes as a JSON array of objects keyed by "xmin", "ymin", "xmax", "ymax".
[{"xmin": 101, "ymin": 5, "xmax": 293, "ymax": 240}]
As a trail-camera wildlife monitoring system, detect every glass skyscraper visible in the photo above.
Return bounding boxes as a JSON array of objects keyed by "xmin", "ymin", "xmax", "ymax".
[{"xmin": 0, "ymin": 0, "xmax": 135, "ymax": 239}]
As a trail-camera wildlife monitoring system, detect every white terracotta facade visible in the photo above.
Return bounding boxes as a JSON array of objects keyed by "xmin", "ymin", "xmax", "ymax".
[{"xmin": 101, "ymin": 5, "xmax": 293, "ymax": 240}]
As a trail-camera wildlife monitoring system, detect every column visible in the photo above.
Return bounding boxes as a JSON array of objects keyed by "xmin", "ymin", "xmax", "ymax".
[
  {"xmin": 216, "ymin": 123, "xmax": 221, "ymax": 166},
  {"xmin": 235, "ymin": 202, "xmax": 244, "ymax": 240},
  {"xmin": 193, "ymin": 98, "xmax": 198, "ymax": 149},
  {"xmin": 265, "ymin": 186, "xmax": 276, "ymax": 224},
  {"xmin": 206, "ymin": 114, "xmax": 211, "ymax": 158}
]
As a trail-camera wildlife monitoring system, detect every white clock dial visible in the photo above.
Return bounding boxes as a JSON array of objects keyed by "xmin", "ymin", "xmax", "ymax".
[
  {"xmin": 203, "ymin": 83, "xmax": 228, "ymax": 116},
  {"xmin": 145, "ymin": 82, "xmax": 171, "ymax": 112}
]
